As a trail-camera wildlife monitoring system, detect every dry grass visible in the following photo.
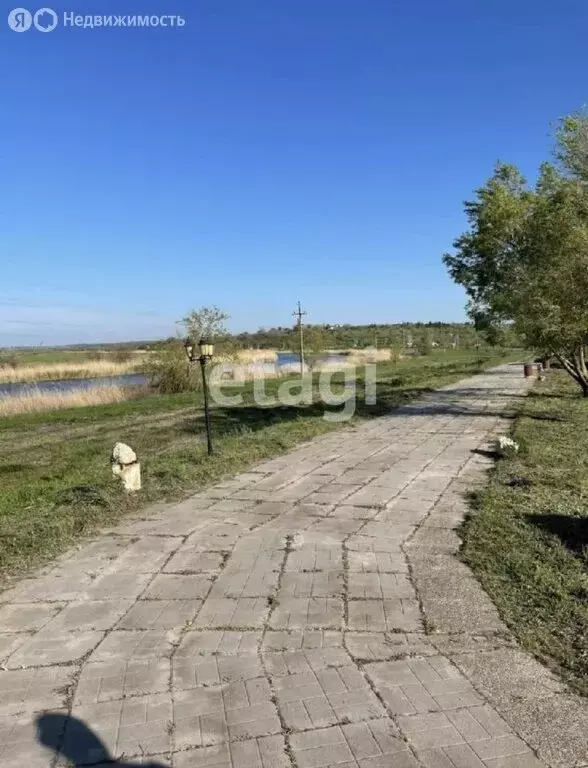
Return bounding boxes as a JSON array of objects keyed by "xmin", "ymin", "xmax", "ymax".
[
  {"xmin": 235, "ymin": 349, "xmax": 278, "ymax": 363},
  {"xmin": 209, "ymin": 361, "xmax": 309, "ymax": 383},
  {"xmin": 0, "ymin": 385, "xmax": 130, "ymax": 416},
  {"xmin": 347, "ymin": 348, "xmax": 392, "ymax": 363},
  {"xmin": 0, "ymin": 358, "xmax": 143, "ymax": 384},
  {"xmin": 311, "ymin": 360, "xmax": 354, "ymax": 372},
  {"xmin": 312, "ymin": 349, "xmax": 392, "ymax": 372}
]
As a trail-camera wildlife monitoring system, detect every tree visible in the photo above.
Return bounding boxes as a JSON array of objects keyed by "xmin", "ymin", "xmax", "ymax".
[
  {"xmin": 443, "ymin": 115, "xmax": 588, "ymax": 395},
  {"xmin": 555, "ymin": 109, "xmax": 588, "ymax": 182},
  {"xmin": 416, "ymin": 330, "xmax": 433, "ymax": 355},
  {"xmin": 305, "ymin": 325, "xmax": 327, "ymax": 354},
  {"xmin": 179, "ymin": 306, "xmax": 229, "ymax": 341}
]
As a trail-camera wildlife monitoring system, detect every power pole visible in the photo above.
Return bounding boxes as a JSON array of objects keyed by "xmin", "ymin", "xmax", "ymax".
[{"xmin": 292, "ymin": 301, "xmax": 307, "ymax": 376}]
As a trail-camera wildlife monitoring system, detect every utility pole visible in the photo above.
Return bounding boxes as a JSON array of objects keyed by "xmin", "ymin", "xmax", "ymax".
[{"xmin": 292, "ymin": 301, "xmax": 307, "ymax": 376}]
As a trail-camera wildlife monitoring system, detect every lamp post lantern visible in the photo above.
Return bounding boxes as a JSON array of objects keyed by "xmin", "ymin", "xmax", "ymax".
[{"xmin": 184, "ymin": 337, "xmax": 215, "ymax": 456}]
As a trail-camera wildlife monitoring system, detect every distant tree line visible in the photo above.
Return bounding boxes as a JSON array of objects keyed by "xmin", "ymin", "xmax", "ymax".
[
  {"xmin": 224, "ymin": 321, "xmax": 521, "ymax": 351},
  {"xmin": 5, "ymin": 319, "xmax": 521, "ymax": 357}
]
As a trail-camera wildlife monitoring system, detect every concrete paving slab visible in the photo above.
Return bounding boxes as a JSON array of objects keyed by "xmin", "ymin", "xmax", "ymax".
[
  {"xmin": 116, "ymin": 599, "xmax": 202, "ymax": 630},
  {"xmin": 0, "ymin": 708, "xmax": 65, "ymax": 768},
  {"xmin": 7, "ymin": 630, "xmax": 104, "ymax": 668},
  {"xmin": 193, "ymin": 598, "xmax": 270, "ymax": 629},
  {"xmin": 175, "ymin": 630, "xmax": 261, "ymax": 657},
  {"xmin": 262, "ymin": 630, "xmax": 343, "ymax": 651},
  {"xmin": 269, "ymin": 597, "xmax": 344, "ymax": 630},
  {"xmin": 89, "ymin": 629, "xmax": 178, "ymax": 662},
  {"xmin": 42, "ymin": 600, "xmax": 133, "ymax": 633},
  {"xmin": 174, "ymin": 734, "xmax": 290, "ymax": 768},
  {"xmin": 74, "ymin": 659, "xmax": 170, "ymax": 704},
  {"xmin": 347, "ymin": 599, "xmax": 422, "ymax": 632},
  {"xmin": 67, "ymin": 693, "xmax": 173, "ymax": 762},
  {"xmin": 278, "ymin": 571, "xmax": 344, "ymax": 598},
  {"xmin": 142, "ymin": 574, "xmax": 213, "ymax": 601},
  {"xmin": 0, "ymin": 602, "xmax": 64, "ymax": 633},
  {"xmin": 0, "ymin": 666, "xmax": 73, "ymax": 715},
  {"xmin": 163, "ymin": 550, "xmax": 225, "ymax": 574},
  {"xmin": 345, "ymin": 632, "xmax": 435, "ymax": 662}
]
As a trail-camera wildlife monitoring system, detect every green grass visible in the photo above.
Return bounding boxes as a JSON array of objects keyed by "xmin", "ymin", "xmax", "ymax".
[
  {"xmin": 0, "ymin": 350, "xmax": 518, "ymax": 584},
  {"xmin": 462, "ymin": 370, "xmax": 588, "ymax": 695}
]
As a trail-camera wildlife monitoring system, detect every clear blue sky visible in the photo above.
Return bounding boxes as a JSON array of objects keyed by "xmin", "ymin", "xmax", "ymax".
[{"xmin": 2, "ymin": 0, "xmax": 587, "ymax": 345}]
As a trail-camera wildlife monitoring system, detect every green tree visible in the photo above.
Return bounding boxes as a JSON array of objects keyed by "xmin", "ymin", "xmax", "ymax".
[
  {"xmin": 555, "ymin": 108, "xmax": 588, "ymax": 182},
  {"xmin": 444, "ymin": 115, "xmax": 588, "ymax": 395},
  {"xmin": 305, "ymin": 325, "xmax": 328, "ymax": 354},
  {"xmin": 416, "ymin": 330, "xmax": 433, "ymax": 355}
]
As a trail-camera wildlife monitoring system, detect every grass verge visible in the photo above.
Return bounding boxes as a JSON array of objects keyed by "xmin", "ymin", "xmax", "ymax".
[
  {"xmin": 462, "ymin": 369, "xmax": 588, "ymax": 695},
  {"xmin": 0, "ymin": 350, "xmax": 518, "ymax": 584}
]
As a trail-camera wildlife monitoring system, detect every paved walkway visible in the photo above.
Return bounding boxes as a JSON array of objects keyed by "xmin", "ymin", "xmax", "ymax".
[{"xmin": 1, "ymin": 364, "xmax": 588, "ymax": 768}]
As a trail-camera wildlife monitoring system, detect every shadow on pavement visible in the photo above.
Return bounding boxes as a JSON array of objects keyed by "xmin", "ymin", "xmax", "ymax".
[
  {"xmin": 471, "ymin": 448, "xmax": 500, "ymax": 459},
  {"xmin": 179, "ymin": 383, "xmax": 522, "ymax": 437},
  {"xmin": 36, "ymin": 713, "xmax": 169, "ymax": 767}
]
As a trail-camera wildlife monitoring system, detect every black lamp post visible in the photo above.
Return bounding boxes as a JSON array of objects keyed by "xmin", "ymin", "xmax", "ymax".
[{"xmin": 184, "ymin": 337, "xmax": 215, "ymax": 456}]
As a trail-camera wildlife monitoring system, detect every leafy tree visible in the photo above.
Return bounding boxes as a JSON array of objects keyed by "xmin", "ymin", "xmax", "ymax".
[
  {"xmin": 444, "ymin": 114, "xmax": 588, "ymax": 395},
  {"xmin": 304, "ymin": 325, "xmax": 328, "ymax": 354},
  {"xmin": 179, "ymin": 306, "xmax": 229, "ymax": 341},
  {"xmin": 416, "ymin": 330, "xmax": 433, "ymax": 355},
  {"xmin": 555, "ymin": 109, "xmax": 588, "ymax": 182}
]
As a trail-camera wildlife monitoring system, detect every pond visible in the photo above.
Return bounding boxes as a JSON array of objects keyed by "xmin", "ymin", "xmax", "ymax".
[{"xmin": 0, "ymin": 352, "xmax": 349, "ymax": 398}]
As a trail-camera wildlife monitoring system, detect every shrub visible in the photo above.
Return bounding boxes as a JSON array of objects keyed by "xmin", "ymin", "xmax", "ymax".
[
  {"xmin": 416, "ymin": 333, "xmax": 433, "ymax": 355},
  {"xmin": 0, "ymin": 352, "xmax": 20, "ymax": 368},
  {"xmin": 149, "ymin": 343, "xmax": 201, "ymax": 394}
]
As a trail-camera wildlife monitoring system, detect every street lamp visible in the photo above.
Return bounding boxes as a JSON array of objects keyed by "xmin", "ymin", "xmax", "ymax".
[{"xmin": 184, "ymin": 337, "xmax": 215, "ymax": 456}]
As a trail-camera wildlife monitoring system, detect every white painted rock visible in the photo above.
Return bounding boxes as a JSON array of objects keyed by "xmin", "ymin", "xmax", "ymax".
[
  {"xmin": 497, "ymin": 436, "xmax": 519, "ymax": 456},
  {"xmin": 112, "ymin": 462, "xmax": 141, "ymax": 492},
  {"xmin": 111, "ymin": 442, "xmax": 137, "ymax": 466},
  {"xmin": 111, "ymin": 443, "xmax": 141, "ymax": 491}
]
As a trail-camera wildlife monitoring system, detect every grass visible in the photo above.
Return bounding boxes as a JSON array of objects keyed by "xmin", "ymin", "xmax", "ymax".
[
  {"xmin": 461, "ymin": 369, "xmax": 588, "ymax": 695},
  {"xmin": 0, "ymin": 385, "xmax": 133, "ymax": 416},
  {"xmin": 0, "ymin": 350, "xmax": 519, "ymax": 584}
]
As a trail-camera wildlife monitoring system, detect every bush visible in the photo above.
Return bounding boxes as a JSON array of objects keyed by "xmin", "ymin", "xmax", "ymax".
[
  {"xmin": 149, "ymin": 343, "xmax": 201, "ymax": 394},
  {"xmin": 0, "ymin": 352, "xmax": 20, "ymax": 368},
  {"xmin": 416, "ymin": 333, "xmax": 433, "ymax": 355}
]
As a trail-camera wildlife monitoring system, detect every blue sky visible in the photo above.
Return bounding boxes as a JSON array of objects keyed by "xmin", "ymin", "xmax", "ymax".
[{"xmin": 2, "ymin": 0, "xmax": 587, "ymax": 345}]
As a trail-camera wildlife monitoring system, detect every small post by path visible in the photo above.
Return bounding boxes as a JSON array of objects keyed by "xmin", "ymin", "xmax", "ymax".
[{"xmin": 292, "ymin": 301, "xmax": 307, "ymax": 377}]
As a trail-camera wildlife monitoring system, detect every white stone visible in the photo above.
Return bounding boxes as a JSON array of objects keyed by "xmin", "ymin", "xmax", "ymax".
[
  {"xmin": 111, "ymin": 442, "xmax": 137, "ymax": 465},
  {"xmin": 112, "ymin": 461, "xmax": 141, "ymax": 491},
  {"xmin": 111, "ymin": 443, "xmax": 140, "ymax": 491},
  {"xmin": 497, "ymin": 436, "xmax": 519, "ymax": 456}
]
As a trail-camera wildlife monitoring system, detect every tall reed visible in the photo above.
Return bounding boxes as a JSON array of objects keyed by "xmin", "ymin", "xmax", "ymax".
[
  {"xmin": 0, "ymin": 358, "xmax": 144, "ymax": 384},
  {"xmin": 234, "ymin": 349, "xmax": 278, "ymax": 363},
  {"xmin": 0, "ymin": 385, "xmax": 131, "ymax": 416}
]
